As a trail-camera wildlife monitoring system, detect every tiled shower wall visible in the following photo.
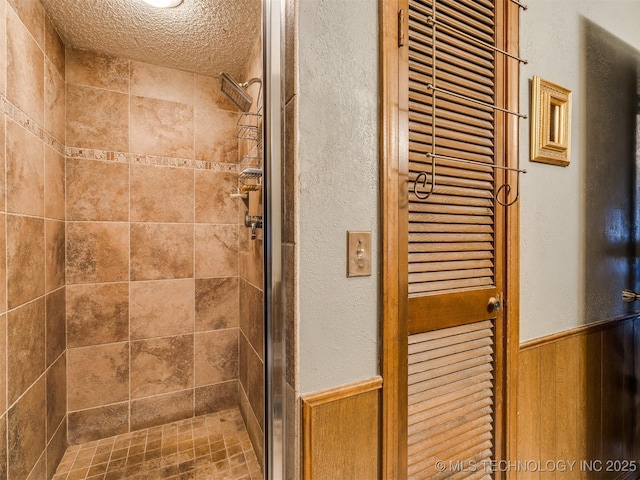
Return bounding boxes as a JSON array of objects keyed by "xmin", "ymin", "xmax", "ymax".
[
  {"xmin": 237, "ymin": 36, "xmax": 265, "ymax": 468},
  {"xmin": 0, "ymin": 0, "xmax": 263, "ymax": 477},
  {"xmin": 0, "ymin": 0, "xmax": 68, "ymax": 479},
  {"xmin": 64, "ymin": 47, "xmax": 248, "ymax": 445}
]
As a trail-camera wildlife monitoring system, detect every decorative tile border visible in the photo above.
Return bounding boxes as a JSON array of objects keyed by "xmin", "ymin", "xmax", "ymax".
[
  {"xmin": 0, "ymin": 92, "xmax": 259, "ymax": 175},
  {"xmin": 65, "ymin": 147, "xmax": 239, "ymax": 173},
  {"xmin": 0, "ymin": 94, "xmax": 65, "ymax": 155}
]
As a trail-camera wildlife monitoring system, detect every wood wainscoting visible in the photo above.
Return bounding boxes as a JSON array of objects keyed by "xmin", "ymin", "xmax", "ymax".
[
  {"xmin": 516, "ymin": 315, "xmax": 639, "ymax": 480},
  {"xmin": 301, "ymin": 377, "xmax": 383, "ymax": 480}
]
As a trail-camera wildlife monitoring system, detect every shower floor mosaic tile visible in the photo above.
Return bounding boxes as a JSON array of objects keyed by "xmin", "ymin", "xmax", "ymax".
[{"xmin": 53, "ymin": 408, "xmax": 262, "ymax": 480}]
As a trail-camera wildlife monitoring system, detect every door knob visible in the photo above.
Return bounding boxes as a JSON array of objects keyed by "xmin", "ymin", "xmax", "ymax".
[{"xmin": 488, "ymin": 297, "xmax": 501, "ymax": 312}]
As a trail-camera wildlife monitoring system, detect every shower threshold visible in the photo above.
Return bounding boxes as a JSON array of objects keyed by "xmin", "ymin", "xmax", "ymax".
[{"xmin": 53, "ymin": 407, "xmax": 262, "ymax": 480}]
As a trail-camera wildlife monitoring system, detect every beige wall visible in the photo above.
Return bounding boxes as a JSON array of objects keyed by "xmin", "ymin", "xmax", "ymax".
[
  {"xmin": 63, "ymin": 47, "xmax": 247, "ymax": 444},
  {"xmin": 0, "ymin": 0, "xmax": 67, "ymax": 478}
]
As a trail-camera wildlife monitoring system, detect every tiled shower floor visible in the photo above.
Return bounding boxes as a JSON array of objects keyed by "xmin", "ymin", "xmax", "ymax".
[{"xmin": 53, "ymin": 408, "xmax": 262, "ymax": 480}]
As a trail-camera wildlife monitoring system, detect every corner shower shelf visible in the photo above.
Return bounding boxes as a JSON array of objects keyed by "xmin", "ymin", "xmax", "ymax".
[
  {"xmin": 231, "ymin": 168, "xmax": 263, "ymax": 199},
  {"xmin": 238, "ymin": 167, "xmax": 262, "ymax": 183},
  {"xmin": 237, "ymin": 111, "xmax": 262, "ymax": 141}
]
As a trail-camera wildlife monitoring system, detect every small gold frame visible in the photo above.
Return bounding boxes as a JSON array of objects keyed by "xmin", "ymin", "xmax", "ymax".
[{"xmin": 530, "ymin": 76, "xmax": 572, "ymax": 166}]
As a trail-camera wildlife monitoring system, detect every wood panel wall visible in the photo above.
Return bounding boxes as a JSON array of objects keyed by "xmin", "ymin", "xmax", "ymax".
[
  {"xmin": 516, "ymin": 317, "xmax": 638, "ymax": 480},
  {"xmin": 301, "ymin": 377, "xmax": 382, "ymax": 480}
]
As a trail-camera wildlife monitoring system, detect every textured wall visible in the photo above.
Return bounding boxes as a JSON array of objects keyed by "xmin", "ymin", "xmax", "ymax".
[
  {"xmin": 64, "ymin": 48, "xmax": 244, "ymax": 444},
  {"xmin": 520, "ymin": 1, "xmax": 640, "ymax": 341},
  {"xmin": 0, "ymin": 0, "xmax": 68, "ymax": 478},
  {"xmin": 297, "ymin": 0, "xmax": 379, "ymax": 393}
]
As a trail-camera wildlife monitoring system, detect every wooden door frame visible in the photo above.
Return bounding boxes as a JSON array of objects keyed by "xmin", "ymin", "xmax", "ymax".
[
  {"xmin": 379, "ymin": 1, "xmax": 521, "ymax": 478},
  {"xmin": 380, "ymin": 0, "xmax": 407, "ymax": 478}
]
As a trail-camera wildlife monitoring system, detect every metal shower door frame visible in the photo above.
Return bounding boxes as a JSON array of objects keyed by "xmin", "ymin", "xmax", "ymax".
[{"xmin": 262, "ymin": 0, "xmax": 285, "ymax": 479}]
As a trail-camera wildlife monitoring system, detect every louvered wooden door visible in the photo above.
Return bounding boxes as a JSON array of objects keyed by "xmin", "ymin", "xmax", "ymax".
[{"xmin": 400, "ymin": 0, "xmax": 517, "ymax": 478}]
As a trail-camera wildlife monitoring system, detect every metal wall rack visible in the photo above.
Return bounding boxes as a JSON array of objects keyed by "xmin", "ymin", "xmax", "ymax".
[
  {"xmin": 232, "ymin": 108, "xmax": 263, "ymax": 199},
  {"xmin": 413, "ymin": 0, "xmax": 528, "ymax": 207}
]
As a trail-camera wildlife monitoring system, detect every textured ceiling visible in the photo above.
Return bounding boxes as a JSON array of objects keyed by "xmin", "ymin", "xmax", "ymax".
[{"xmin": 40, "ymin": 0, "xmax": 261, "ymax": 79}]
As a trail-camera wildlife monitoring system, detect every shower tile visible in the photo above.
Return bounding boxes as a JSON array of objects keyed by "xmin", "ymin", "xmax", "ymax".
[
  {"xmin": 194, "ymin": 329, "xmax": 238, "ymax": 387},
  {"xmin": 0, "ymin": 0, "xmax": 6, "ymax": 96},
  {"xmin": 131, "ymin": 61, "xmax": 195, "ymax": 104},
  {"xmin": 67, "ymin": 403, "xmax": 129, "ymax": 445},
  {"xmin": 194, "ymin": 107, "xmax": 238, "ymax": 163},
  {"xmin": 0, "ymin": 315, "xmax": 5, "ymax": 412},
  {"xmin": 238, "ymin": 200, "xmax": 250, "ymax": 252},
  {"xmin": 0, "ymin": 215, "xmax": 6, "ymax": 311},
  {"xmin": 245, "ymin": 38, "xmax": 262, "ymax": 99},
  {"xmin": 7, "ymin": 215, "xmax": 45, "ymax": 309},
  {"xmin": 67, "ymin": 343, "xmax": 129, "ymax": 411},
  {"xmin": 239, "ymin": 280, "xmax": 263, "ymax": 361},
  {"xmin": 45, "ymin": 219, "xmax": 65, "ymax": 293},
  {"xmin": 194, "ymin": 224, "xmax": 238, "ymax": 278},
  {"xmin": 66, "ymin": 283, "xmax": 129, "ymax": 348},
  {"xmin": 66, "ymin": 47, "xmax": 129, "ymax": 93},
  {"xmin": 194, "ymin": 170, "xmax": 239, "ymax": 224},
  {"xmin": 130, "ymin": 164, "xmax": 194, "ymax": 223},
  {"xmin": 6, "ymin": 4, "xmax": 44, "ymax": 125},
  {"xmin": 66, "ymin": 222, "xmax": 129, "ymax": 284},
  {"xmin": 285, "ymin": 0, "xmax": 297, "ymax": 102},
  {"xmin": 195, "ymin": 74, "xmax": 237, "ymax": 113},
  {"xmin": 130, "ymin": 335, "xmax": 194, "ymax": 398},
  {"xmin": 46, "ymin": 353, "xmax": 66, "ymax": 442},
  {"xmin": 130, "ymin": 223, "xmax": 194, "ymax": 281},
  {"xmin": 6, "ymin": 119, "xmax": 44, "ymax": 217},
  {"xmin": 239, "ymin": 243, "xmax": 263, "ymax": 291},
  {"xmin": 239, "ymin": 386, "xmax": 263, "ymax": 470},
  {"xmin": 25, "ymin": 453, "xmax": 46, "ymax": 480},
  {"xmin": 45, "ymin": 57, "xmax": 65, "ymax": 142},
  {"xmin": 285, "ymin": 382, "xmax": 298, "ymax": 479},
  {"xmin": 283, "ymin": 243, "xmax": 297, "ymax": 386},
  {"xmin": 8, "ymin": 376, "xmax": 45, "ymax": 480},
  {"xmin": 130, "ymin": 96, "xmax": 194, "ymax": 159},
  {"xmin": 130, "ymin": 390, "xmax": 194, "ymax": 431},
  {"xmin": 45, "ymin": 288, "xmax": 66, "ymax": 367},
  {"xmin": 45, "ymin": 146, "xmax": 65, "ymax": 221},
  {"xmin": 47, "ymin": 422, "xmax": 68, "ymax": 480},
  {"xmin": 194, "ymin": 381, "xmax": 238, "ymax": 416},
  {"xmin": 284, "ymin": 97, "xmax": 298, "ymax": 243},
  {"xmin": 66, "ymin": 84, "xmax": 129, "ymax": 151},
  {"xmin": 0, "ymin": 414, "xmax": 6, "ymax": 480},
  {"xmin": 45, "ymin": 16, "xmax": 65, "ymax": 79},
  {"xmin": 7, "ymin": 0, "xmax": 45, "ymax": 49},
  {"xmin": 195, "ymin": 277, "xmax": 239, "ymax": 331},
  {"xmin": 0, "ymin": 119, "xmax": 5, "ymax": 213},
  {"xmin": 246, "ymin": 347, "xmax": 264, "ymax": 432},
  {"xmin": 66, "ymin": 159, "xmax": 129, "ymax": 222},
  {"xmin": 130, "ymin": 279, "xmax": 195, "ymax": 340},
  {"xmin": 238, "ymin": 335, "xmax": 249, "ymax": 402}
]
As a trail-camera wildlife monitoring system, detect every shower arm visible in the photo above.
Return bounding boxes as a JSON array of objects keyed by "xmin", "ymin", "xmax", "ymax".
[{"xmin": 241, "ymin": 78, "xmax": 262, "ymax": 88}]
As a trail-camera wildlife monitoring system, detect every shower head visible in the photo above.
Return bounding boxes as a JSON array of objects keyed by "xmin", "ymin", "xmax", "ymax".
[{"xmin": 220, "ymin": 72, "xmax": 261, "ymax": 112}]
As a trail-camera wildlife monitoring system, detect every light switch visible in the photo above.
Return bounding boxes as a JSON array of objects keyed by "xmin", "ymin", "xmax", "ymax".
[{"xmin": 347, "ymin": 231, "xmax": 371, "ymax": 277}]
